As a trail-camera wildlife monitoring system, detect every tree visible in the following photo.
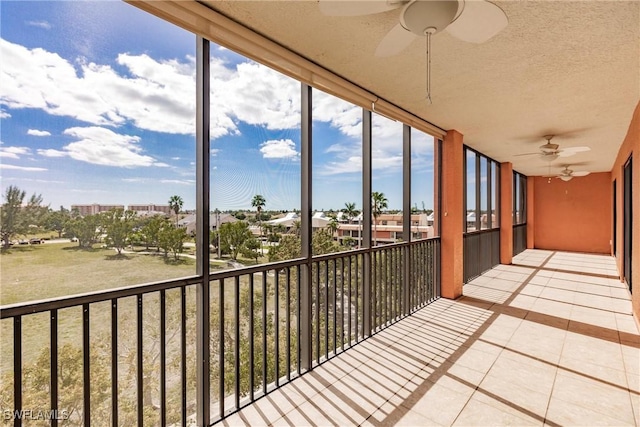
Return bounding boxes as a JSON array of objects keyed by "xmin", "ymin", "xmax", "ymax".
[
  {"xmin": 251, "ymin": 194, "xmax": 267, "ymax": 259},
  {"xmin": 327, "ymin": 215, "xmax": 339, "ymax": 236},
  {"xmin": 168, "ymin": 195, "xmax": 183, "ymax": 227},
  {"xmin": 0, "ymin": 186, "xmax": 45, "ymax": 248},
  {"xmin": 140, "ymin": 215, "xmax": 166, "ymax": 251},
  {"xmin": 44, "ymin": 207, "xmax": 71, "ymax": 238},
  {"xmin": 102, "ymin": 209, "xmax": 136, "ymax": 254},
  {"xmin": 342, "ymin": 202, "xmax": 359, "ymax": 222},
  {"xmin": 158, "ymin": 223, "xmax": 188, "ymax": 260},
  {"xmin": 342, "ymin": 201, "xmax": 360, "ymax": 247},
  {"xmin": 219, "ymin": 221, "xmax": 254, "ymax": 261},
  {"xmin": 241, "ymin": 236, "xmax": 261, "ymax": 263},
  {"xmin": 0, "ymin": 186, "xmax": 26, "ymax": 248},
  {"xmin": 251, "ymin": 194, "xmax": 266, "ymax": 232},
  {"xmin": 372, "ymin": 191, "xmax": 388, "ymax": 246},
  {"xmin": 68, "ymin": 215, "xmax": 100, "ymax": 248}
]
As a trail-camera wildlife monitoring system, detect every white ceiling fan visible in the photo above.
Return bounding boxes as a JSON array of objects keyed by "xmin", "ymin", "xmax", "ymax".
[
  {"xmin": 318, "ymin": 0, "xmax": 508, "ymax": 102},
  {"xmin": 549, "ymin": 165, "xmax": 590, "ymax": 182},
  {"xmin": 515, "ymin": 135, "xmax": 591, "ymax": 162}
]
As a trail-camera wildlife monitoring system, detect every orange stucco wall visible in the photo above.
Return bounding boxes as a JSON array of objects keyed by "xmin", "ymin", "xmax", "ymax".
[
  {"xmin": 611, "ymin": 101, "xmax": 640, "ymax": 326},
  {"xmin": 500, "ymin": 162, "xmax": 513, "ymax": 264},
  {"xmin": 533, "ymin": 173, "xmax": 612, "ymax": 254},
  {"xmin": 440, "ymin": 130, "xmax": 464, "ymax": 299}
]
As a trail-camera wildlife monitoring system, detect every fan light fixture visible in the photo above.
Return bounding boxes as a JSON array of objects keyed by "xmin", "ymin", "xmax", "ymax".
[
  {"xmin": 559, "ymin": 175, "xmax": 573, "ymax": 182},
  {"xmin": 540, "ymin": 153, "xmax": 559, "ymax": 162}
]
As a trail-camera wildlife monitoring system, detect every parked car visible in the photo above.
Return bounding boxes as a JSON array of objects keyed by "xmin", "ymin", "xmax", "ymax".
[
  {"xmin": 29, "ymin": 238, "xmax": 44, "ymax": 244},
  {"xmin": 18, "ymin": 240, "xmax": 29, "ymax": 245}
]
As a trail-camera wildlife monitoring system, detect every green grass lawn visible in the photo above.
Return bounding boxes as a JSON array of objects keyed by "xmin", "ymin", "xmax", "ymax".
[
  {"xmin": 0, "ymin": 242, "xmax": 279, "ymax": 374},
  {"xmin": 0, "ymin": 242, "xmax": 198, "ymax": 305}
]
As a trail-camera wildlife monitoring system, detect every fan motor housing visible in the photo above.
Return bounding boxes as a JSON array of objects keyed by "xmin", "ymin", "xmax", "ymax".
[{"xmin": 400, "ymin": 0, "xmax": 461, "ymax": 35}]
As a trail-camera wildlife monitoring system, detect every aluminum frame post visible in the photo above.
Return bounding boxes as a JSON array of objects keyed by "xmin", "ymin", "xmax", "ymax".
[
  {"xmin": 196, "ymin": 36, "xmax": 211, "ymax": 427},
  {"xmin": 300, "ymin": 83, "xmax": 313, "ymax": 371}
]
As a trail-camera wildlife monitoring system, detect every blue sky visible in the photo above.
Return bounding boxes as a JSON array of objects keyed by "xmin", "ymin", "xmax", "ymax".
[{"xmin": 1, "ymin": 1, "xmax": 435, "ymax": 212}]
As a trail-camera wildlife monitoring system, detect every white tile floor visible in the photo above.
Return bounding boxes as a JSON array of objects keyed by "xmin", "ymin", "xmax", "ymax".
[{"xmin": 221, "ymin": 249, "xmax": 639, "ymax": 426}]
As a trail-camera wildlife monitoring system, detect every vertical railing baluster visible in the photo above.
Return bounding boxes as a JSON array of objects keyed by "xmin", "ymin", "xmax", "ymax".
[
  {"xmin": 219, "ymin": 279, "xmax": 225, "ymax": 416},
  {"xmin": 249, "ymin": 274, "xmax": 255, "ymax": 401},
  {"xmin": 371, "ymin": 251, "xmax": 376, "ymax": 330},
  {"xmin": 111, "ymin": 300, "xmax": 118, "ymax": 427},
  {"xmin": 261, "ymin": 271, "xmax": 267, "ymax": 395},
  {"xmin": 14, "ymin": 316, "xmax": 21, "ymax": 427},
  {"xmin": 274, "ymin": 270, "xmax": 280, "ymax": 386},
  {"xmin": 332, "ymin": 259, "xmax": 337, "ymax": 355},
  {"xmin": 341, "ymin": 258, "xmax": 346, "ymax": 351},
  {"xmin": 315, "ymin": 262, "xmax": 320, "ymax": 364},
  {"xmin": 181, "ymin": 288, "xmax": 187, "ymax": 427},
  {"xmin": 136, "ymin": 296, "xmax": 142, "ymax": 427},
  {"xmin": 355, "ymin": 255, "xmax": 359, "ymax": 342},
  {"xmin": 234, "ymin": 276, "xmax": 240, "ymax": 410},
  {"xmin": 348, "ymin": 256, "xmax": 352, "ymax": 346},
  {"xmin": 383, "ymin": 249, "xmax": 388, "ymax": 326},
  {"xmin": 296, "ymin": 265, "xmax": 301, "ymax": 375},
  {"xmin": 160, "ymin": 290, "xmax": 166, "ymax": 427},
  {"xmin": 50, "ymin": 309, "xmax": 58, "ymax": 427},
  {"xmin": 83, "ymin": 304, "xmax": 91, "ymax": 427},
  {"xmin": 286, "ymin": 267, "xmax": 291, "ymax": 380},
  {"xmin": 324, "ymin": 260, "xmax": 329, "ymax": 360}
]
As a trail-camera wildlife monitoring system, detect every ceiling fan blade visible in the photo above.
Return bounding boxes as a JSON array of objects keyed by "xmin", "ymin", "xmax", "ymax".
[
  {"xmin": 375, "ymin": 22, "xmax": 418, "ymax": 57},
  {"xmin": 513, "ymin": 153, "xmax": 538, "ymax": 157},
  {"xmin": 445, "ymin": 0, "xmax": 508, "ymax": 44},
  {"xmin": 572, "ymin": 171, "xmax": 590, "ymax": 177},
  {"xmin": 560, "ymin": 146, "xmax": 590, "ymax": 153},
  {"xmin": 318, "ymin": 0, "xmax": 403, "ymax": 17}
]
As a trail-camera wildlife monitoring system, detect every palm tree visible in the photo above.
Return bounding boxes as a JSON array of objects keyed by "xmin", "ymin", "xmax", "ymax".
[
  {"xmin": 342, "ymin": 202, "xmax": 358, "ymax": 223},
  {"xmin": 251, "ymin": 194, "xmax": 266, "ymax": 254},
  {"xmin": 342, "ymin": 202, "xmax": 360, "ymax": 246},
  {"xmin": 371, "ymin": 191, "xmax": 388, "ymax": 246},
  {"xmin": 168, "ymin": 195, "xmax": 184, "ymax": 227},
  {"xmin": 327, "ymin": 215, "xmax": 339, "ymax": 237},
  {"xmin": 251, "ymin": 194, "xmax": 266, "ymax": 224}
]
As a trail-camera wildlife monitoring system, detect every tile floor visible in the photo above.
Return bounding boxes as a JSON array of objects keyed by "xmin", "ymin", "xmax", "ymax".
[{"xmin": 221, "ymin": 249, "xmax": 639, "ymax": 426}]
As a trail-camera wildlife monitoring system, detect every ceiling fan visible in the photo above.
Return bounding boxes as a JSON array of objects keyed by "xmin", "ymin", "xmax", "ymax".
[
  {"xmin": 515, "ymin": 135, "xmax": 591, "ymax": 162},
  {"xmin": 548, "ymin": 165, "xmax": 590, "ymax": 182},
  {"xmin": 318, "ymin": 0, "xmax": 508, "ymax": 102}
]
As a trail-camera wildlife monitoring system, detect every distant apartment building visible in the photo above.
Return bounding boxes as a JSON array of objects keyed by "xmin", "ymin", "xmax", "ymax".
[
  {"xmin": 71, "ymin": 204, "xmax": 125, "ymax": 216},
  {"xmin": 337, "ymin": 213, "xmax": 435, "ymax": 246},
  {"xmin": 128, "ymin": 204, "xmax": 172, "ymax": 215}
]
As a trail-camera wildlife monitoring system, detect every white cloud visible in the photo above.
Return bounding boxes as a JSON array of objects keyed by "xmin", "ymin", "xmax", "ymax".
[
  {"xmin": 259, "ymin": 139, "xmax": 299, "ymax": 159},
  {"xmin": 37, "ymin": 149, "xmax": 66, "ymax": 158},
  {"xmin": 0, "ymin": 39, "xmax": 306, "ymax": 139},
  {"xmin": 0, "ymin": 109, "xmax": 10, "ymax": 119},
  {"xmin": 26, "ymin": 21, "xmax": 52, "ymax": 30},
  {"xmin": 0, "ymin": 164, "xmax": 47, "ymax": 172},
  {"xmin": 27, "ymin": 129, "xmax": 51, "ymax": 137},
  {"xmin": 159, "ymin": 179, "xmax": 195, "ymax": 185},
  {"xmin": 0, "ymin": 39, "xmax": 196, "ymax": 135},
  {"xmin": 0, "ymin": 146, "xmax": 31, "ymax": 159},
  {"xmin": 210, "ymin": 149, "xmax": 220, "ymax": 156},
  {"xmin": 37, "ymin": 126, "xmax": 160, "ymax": 168},
  {"xmin": 313, "ymin": 90, "xmax": 362, "ymax": 138},
  {"xmin": 213, "ymin": 60, "xmax": 301, "ymax": 131}
]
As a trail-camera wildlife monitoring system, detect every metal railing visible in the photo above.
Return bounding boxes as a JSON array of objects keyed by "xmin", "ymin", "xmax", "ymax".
[
  {"xmin": 463, "ymin": 229, "xmax": 500, "ymax": 283},
  {"xmin": 513, "ymin": 223, "xmax": 527, "ymax": 257},
  {"xmin": 0, "ymin": 238, "xmax": 440, "ymax": 426}
]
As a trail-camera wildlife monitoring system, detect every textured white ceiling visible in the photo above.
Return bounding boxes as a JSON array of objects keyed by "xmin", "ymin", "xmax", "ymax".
[{"xmin": 201, "ymin": 0, "xmax": 640, "ymax": 177}]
